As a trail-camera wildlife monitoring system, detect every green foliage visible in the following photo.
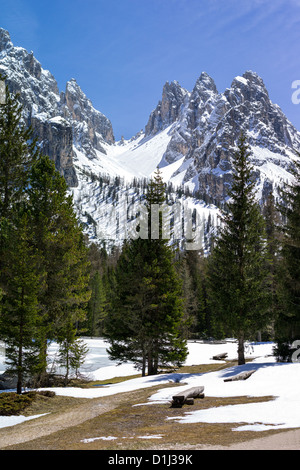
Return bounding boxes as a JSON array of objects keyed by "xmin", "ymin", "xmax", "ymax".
[
  {"xmin": 276, "ymin": 156, "xmax": 300, "ymax": 331},
  {"xmin": 0, "ymin": 392, "xmax": 33, "ymax": 416},
  {"xmin": 273, "ymin": 337, "xmax": 300, "ymax": 363},
  {"xmin": 0, "ymin": 82, "xmax": 91, "ymax": 392},
  {"xmin": 104, "ymin": 168, "xmax": 188, "ymax": 375},
  {"xmin": 86, "ymin": 271, "xmax": 107, "ymax": 336},
  {"xmin": 0, "ymin": 75, "xmax": 39, "ymax": 220},
  {"xmin": 58, "ymin": 324, "xmax": 89, "ymax": 385},
  {"xmin": 0, "ymin": 210, "xmax": 43, "ymax": 393},
  {"xmin": 27, "ymin": 154, "xmax": 91, "ymax": 377},
  {"xmin": 176, "ymin": 250, "xmax": 212, "ymax": 338},
  {"xmin": 208, "ymin": 134, "xmax": 271, "ymax": 363}
]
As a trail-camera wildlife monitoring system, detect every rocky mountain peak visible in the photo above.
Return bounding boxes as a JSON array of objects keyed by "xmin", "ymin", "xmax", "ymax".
[
  {"xmin": 226, "ymin": 70, "xmax": 269, "ymax": 107},
  {"xmin": 63, "ymin": 78, "xmax": 115, "ymax": 148},
  {"xmin": 194, "ymin": 72, "xmax": 218, "ymax": 94},
  {"xmin": 145, "ymin": 80, "xmax": 188, "ymax": 136},
  {"xmin": 243, "ymin": 70, "xmax": 267, "ymax": 88},
  {"xmin": 0, "ymin": 29, "xmax": 116, "ymax": 186},
  {"xmin": 0, "ymin": 28, "xmax": 13, "ymax": 53}
]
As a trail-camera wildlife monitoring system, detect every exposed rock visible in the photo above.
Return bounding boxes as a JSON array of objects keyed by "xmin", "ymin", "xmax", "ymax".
[
  {"xmin": 31, "ymin": 115, "xmax": 78, "ymax": 187},
  {"xmin": 145, "ymin": 80, "xmax": 189, "ymax": 136},
  {"xmin": 0, "ymin": 28, "xmax": 13, "ymax": 53},
  {"xmin": 148, "ymin": 70, "xmax": 300, "ymax": 203},
  {"xmin": 0, "ymin": 28, "xmax": 115, "ymax": 187},
  {"xmin": 62, "ymin": 78, "xmax": 115, "ymax": 155}
]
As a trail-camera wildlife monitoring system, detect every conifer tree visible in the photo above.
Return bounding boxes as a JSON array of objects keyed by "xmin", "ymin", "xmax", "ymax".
[
  {"xmin": 28, "ymin": 155, "xmax": 91, "ymax": 379},
  {"xmin": 276, "ymin": 156, "xmax": 300, "ymax": 347},
  {"xmin": 86, "ymin": 271, "xmax": 107, "ymax": 336},
  {"xmin": 57, "ymin": 320, "xmax": 88, "ymax": 385},
  {"xmin": 208, "ymin": 134, "xmax": 271, "ymax": 364},
  {"xmin": 0, "ymin": 75, "xmax": 38, "ymax": 220},
  {"xmin": 0, "ymin": 79, "xmax": 42, "ymax": 392},
  {"xmin": 104, "ymin": 168, "xmax": 187, "ymax": 375},
  {"xmin": 262, "ymin": 191, "xmax": 281, "ymax": 339},
  {"xmin": 0, "ymin": 210, "xmax": 43, "ymax": 393},
  {"xmin": 0, "ymin": 82, "xmax": 90, "ymax": 387},
  {"xmin": 0, "ymin": 76, "xmax": 38, "ymax": 293}
]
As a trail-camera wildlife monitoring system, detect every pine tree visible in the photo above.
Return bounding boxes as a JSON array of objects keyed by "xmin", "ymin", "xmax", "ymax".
[
  {"xmin": 262, "ymin": 191, "xmax": 281, "ymax": 340},
  {"xmin": 0, "ymin": 209, "xmax": 43, "ymax": 393},
  {"xmin": 0, "ymin": 80, "xmax": 42, "ymax": 392},
  {"xmin": 57, "ymin": 320, "xmax": 88, "ymax": 385},
  {"xmin": 28, "ymin": 155, "xmax": 91, "ymax": 379},
  {"xmin": 0, "ymin": 83, "xmax": 90, "ymax": 387},
  {"xmin": 86, "ymin": 271, "xmax": 107, "ymax": 336},
  {"xmin": 104, "ymin": 168, "xmax": 187, "ymax": 375},
  {"xmin": 208, "ymin": 134, "xmax": 271, "ymax": 364},
  {"xmin": 0, "ymin": 77, "xmax": 39, "ymax": 293},
  {"xmin": 179, "ymin": 249, "xmax": 211, "ymax": 338},
  {"xmin": 0, "ymin": 76, "xmax": 38, "ymax": 220},
  {"xmin": 276, "ymin": 156, "xmax": 300, "ymax": 348}
]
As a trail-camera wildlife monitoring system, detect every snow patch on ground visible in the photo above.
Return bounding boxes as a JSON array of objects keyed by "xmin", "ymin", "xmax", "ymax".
[{"xmin": 1, "ymin": 339, "xmax": 300, "ymax": 433}]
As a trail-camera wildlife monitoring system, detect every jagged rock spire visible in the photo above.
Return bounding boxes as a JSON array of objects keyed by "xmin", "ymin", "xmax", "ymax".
[{"xmin": 0, "ymin": 28, "xmax": 13, "ymax": 52}]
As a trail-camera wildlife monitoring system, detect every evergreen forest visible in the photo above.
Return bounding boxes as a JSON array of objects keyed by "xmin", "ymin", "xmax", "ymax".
[{"xmin": 0, "ymin": 79, "xmax": 300, "ymax": 393}]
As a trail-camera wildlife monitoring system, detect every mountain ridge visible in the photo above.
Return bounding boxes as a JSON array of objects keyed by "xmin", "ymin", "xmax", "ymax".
[{"xmin": 0, "ymin": 27, "xmax": 299, "ymax": 246}]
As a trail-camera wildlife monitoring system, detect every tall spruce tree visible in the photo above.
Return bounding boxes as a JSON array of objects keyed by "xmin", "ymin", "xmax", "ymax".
[
  {"xmin": 208, "ymin": 134, "xmax": 271, "ymax": 364},
  {"xmin": 0, "ymin": 76, "xmax": 38, "ymax": 221},
  {"xmin": 276, "ymin": 156, "xmax": 300, "ymax": 348},
  {"xmin": 0, "ymin": 80, "xmax": 42, "ymax": 392},
  {"xmin": 0, "ymin": 209, "xmax": 43, "ymax": 393},
  {"xmin": 0, "ymin": 76, "xmax": 38, "ymax": 292},
  {"xmin": 104, "ymin": 168, "xmax": 187, "ymax": 375},
  {"xmin": 0, "ymin": 82, "xmax": 91, "ymax": 387},
  {"xmin": 28, "ymin": 154, "xmax": 91, "ymax": 380}
]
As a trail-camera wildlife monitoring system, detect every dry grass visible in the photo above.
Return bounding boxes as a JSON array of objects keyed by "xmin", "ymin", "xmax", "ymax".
[
  {"xmin": 2, "ymin": 361, "xmax": 288, "ymax": 451},
  {"xmin": 21, "ymin": 393, "xmax": 90, "ymax": 417}
]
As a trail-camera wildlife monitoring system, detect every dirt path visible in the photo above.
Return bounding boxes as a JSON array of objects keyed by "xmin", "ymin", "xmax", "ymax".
[
  {"xmin": 0, "ymin": 395, "xmax": 119, "ymax": 449},
  {"xmin": 196, "ymin": 428, "xmax": 300, "ymax": 450}
]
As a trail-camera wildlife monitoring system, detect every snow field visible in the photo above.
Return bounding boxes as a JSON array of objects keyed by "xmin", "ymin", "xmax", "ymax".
[{"xmin": 1, "ymin": 339, "xmax": 300, "ymax": 433}]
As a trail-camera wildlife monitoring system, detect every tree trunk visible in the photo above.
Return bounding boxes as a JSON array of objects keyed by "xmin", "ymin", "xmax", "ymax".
[
  {"xmin": 38, "ymin": 330, "xmax": 48, "ymax": 377},
  {"xmin": 141, "ymin": 353, "xmax": 146, "ymax": 377},
  {"xmin": 17, "ymin": 288, "xmax": 24, "ymax": 395},
  {"xmin": 153, "ymin": 345, "xmax": 159, "ymax": 375},
  {"xmin": 257, "ymin": 331, "xmax": 262, "ymax": 342},
  {"xmin": 238, "ymin": 335, "xmax": 245, "ymax": 365},
  {"xmin": 147, "ymin": 349, "xmax": 154, "ymax": 375}
]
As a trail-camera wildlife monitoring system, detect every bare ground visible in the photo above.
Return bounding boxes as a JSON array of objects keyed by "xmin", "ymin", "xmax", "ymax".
[{"xmin": 0, "ymin": 384, "xmax": 299, "ymax": 451}]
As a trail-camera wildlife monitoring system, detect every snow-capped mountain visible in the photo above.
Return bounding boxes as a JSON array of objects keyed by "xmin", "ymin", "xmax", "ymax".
[
  {"xmin": 0, "ymin": 28, "xmax": 299, "ymax": 248},
  {"xmin": 0, "ymin": 28, "xmax": 114, "ymax": 188}
]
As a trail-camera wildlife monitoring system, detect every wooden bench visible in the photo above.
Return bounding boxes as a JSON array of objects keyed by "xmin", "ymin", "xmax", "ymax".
[
  {"xmin": 171, "ymin": 386, "xmax": 205, "ymax": 408},
  {"xmin": 212, "ymin": 352, "xmax": 228, "ymax": 360},
  {"xmin": 224, "ymin": 370, "xmax": 256, "ymax": 382}
]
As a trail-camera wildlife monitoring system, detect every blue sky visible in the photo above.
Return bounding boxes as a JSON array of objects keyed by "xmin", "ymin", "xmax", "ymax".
[{"xmin": 1, "ymin": 0, "xmax": 300, "ymax": 140}]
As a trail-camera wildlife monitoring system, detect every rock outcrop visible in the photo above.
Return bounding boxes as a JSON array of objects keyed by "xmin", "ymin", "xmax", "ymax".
[
  {"xmin": 145, "ymin": 80, "xmax": 189, "ymax": 136},
  {"xmin": 147, "ymin": 70, "xmax": 300, "ymax": 203},
  {"xmin": 0, "ymin": 28, "xmax": 114, "ymax": 187}
]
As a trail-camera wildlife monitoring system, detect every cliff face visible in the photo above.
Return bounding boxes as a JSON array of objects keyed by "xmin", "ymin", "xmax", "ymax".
[
  {"xmin": 145, "ymin": 80, "xmax": 189, "ymax": 137},
  {"xmin": 0, "ymin": 28, "xmax": 115, "ymax": 187}
]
